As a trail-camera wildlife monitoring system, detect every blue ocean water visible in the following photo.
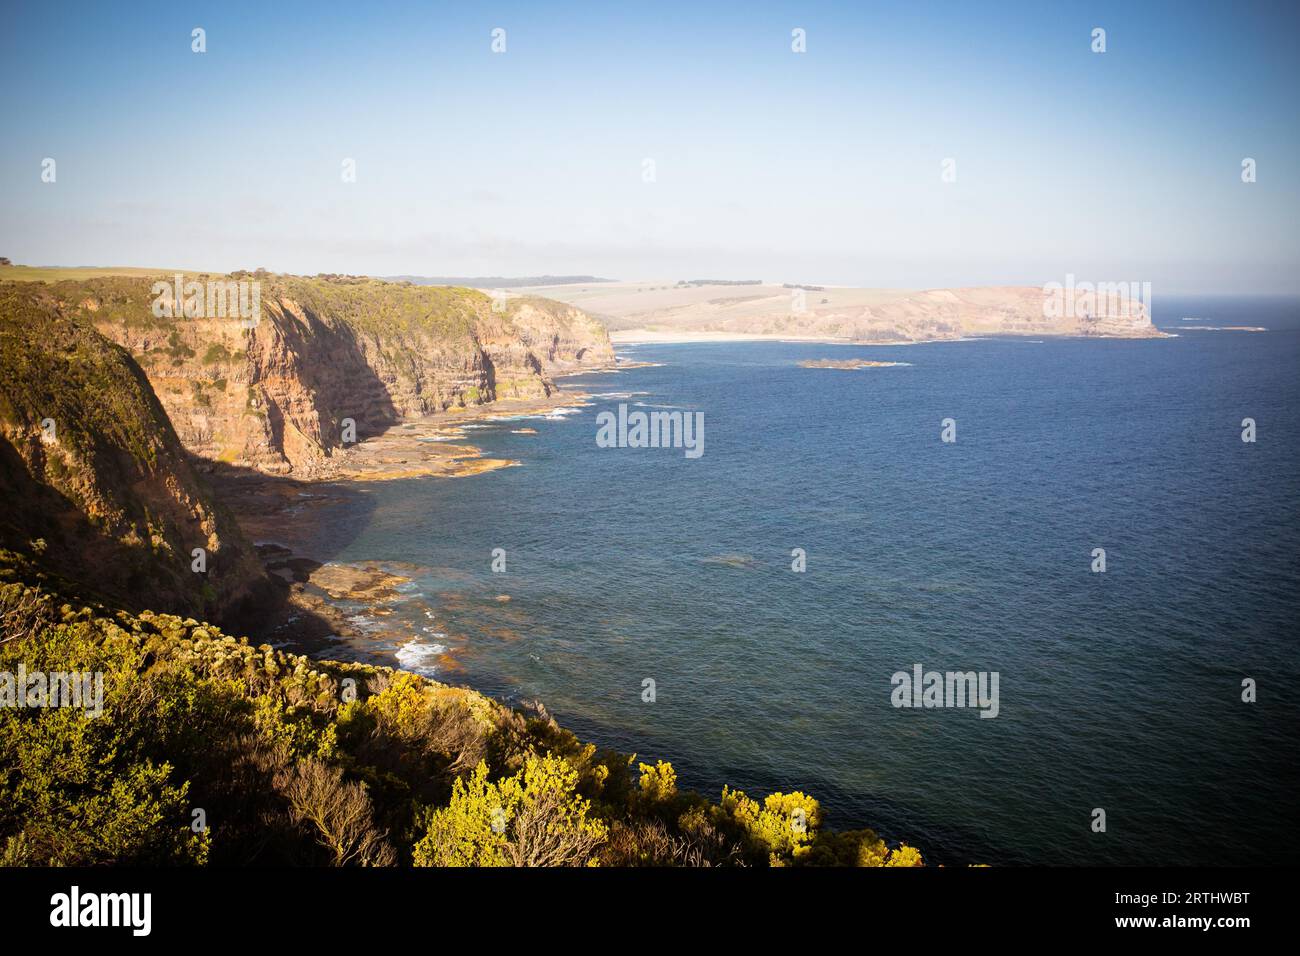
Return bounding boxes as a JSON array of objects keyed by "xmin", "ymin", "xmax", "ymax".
[{"xmin": 313, "ymin": 296, "xmax": 1300, "ymax": 865}]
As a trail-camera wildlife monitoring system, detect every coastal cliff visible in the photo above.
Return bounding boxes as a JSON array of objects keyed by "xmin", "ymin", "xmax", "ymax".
[
  {"xmin": 0, "ymin": 286, "xmax": 920, "ymax": 867},
  {"xmin": 56, "ymin": 274, "xmax": 614, "ymax": 476},
  {"xmin": 0, "ymin": 283, "xmax": 268, "ymax": 621},
  {"xmin": 505, "ymin": 296, "xmax": 618, "ymax": 371}
]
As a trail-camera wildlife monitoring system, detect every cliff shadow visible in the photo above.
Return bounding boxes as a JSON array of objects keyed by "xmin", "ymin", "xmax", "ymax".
[
  {"xmin": 262, "ymin": 308, "xmax": 406, "ymax": 452},
  {"xmin": 193, "ymin": 455, "xmax": 382, "ymax": 646},
  {"xmin": 0, "ymin": 434, "xmax": 282, "ymax": 630}
]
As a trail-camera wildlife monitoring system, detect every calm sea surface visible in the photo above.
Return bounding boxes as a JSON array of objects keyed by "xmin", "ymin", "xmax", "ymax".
[{"xmin": 301, "ymin": 295, "xmax": 1300, "ymax": 865}]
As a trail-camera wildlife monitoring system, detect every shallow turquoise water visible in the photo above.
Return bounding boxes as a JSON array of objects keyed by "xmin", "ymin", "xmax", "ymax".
[{"xmin": 310, "ymin": 296, "xmax": 1300, "ymax": 865}]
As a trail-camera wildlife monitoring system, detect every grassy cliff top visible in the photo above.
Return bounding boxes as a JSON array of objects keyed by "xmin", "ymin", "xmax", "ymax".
[
  {"xmin": 0, "ymin": 265, "xmax": 188, "ymax": 282},
  {"xmin": 267, "ymin": 274, "xmax": 488, "ymax": 338},
  {"xmin": 2, "ymin": 268, "xmax": 503, "ymax": 339},
  {"xmin": 0, "ymin": 267, "xmax": 619, "ymax": 345}
]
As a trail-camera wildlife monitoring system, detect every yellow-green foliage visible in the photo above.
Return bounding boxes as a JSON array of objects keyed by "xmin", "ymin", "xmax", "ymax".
[
  {"xmin": 350, "ymin": 670, "xmax": 428, "ymax": 734},
  {"xmin": 0, "ymin": 574, "xmax": 926, "ymax": 867},
  {"xmin": 52, "ymin": 275, "xmax": 176, "ymax": 331},
  {"xmin": 12, "ymin": 271, "xmax": 499, "ymax": 343},
  {"xmin": 413, "ymin": 754, "xmax": 608, "ymax": 867},
  {"xmin": 802, "ymin": 828, "xmax": 926, "ymax": 867},
  {"xmin": 637, "ymin": 760, "xmax": 677, "ymax": 803},
  {"xmin": 0, "ymin": 265, "xmax": 181, "ymax": 284},
  {"xmin": 720, "ymin": 785, "xmax": 822, "ymax": 865},
  {"xmin": 887, "ymin": 844, "xmax": 924, "ymax": 867},
  {"xmin": 412, "ymin": 762, "xmax": 516, "ymax": 867},
  {"xmin": 252, "ymin": 694, "xmax": 339, "ymax": 761},
  {"xmin": 0, "ymin": 618, "xmax": 209, "ymax": 865}
]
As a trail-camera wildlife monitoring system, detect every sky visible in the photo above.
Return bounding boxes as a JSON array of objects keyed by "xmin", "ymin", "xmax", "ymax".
[{"xmin": 1, "ymin": 0, "xmax": 1298, "ymax": 293}]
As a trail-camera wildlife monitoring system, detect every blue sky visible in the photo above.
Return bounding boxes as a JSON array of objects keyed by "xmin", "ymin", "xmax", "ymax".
[{"xmin": 2, "ymin": 0, "xmax": 1297, "ymax": 292}]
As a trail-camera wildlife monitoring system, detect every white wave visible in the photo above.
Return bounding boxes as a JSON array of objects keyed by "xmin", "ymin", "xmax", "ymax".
[
  {"xmin": 396, "ymin": 638, "xmax": 447, "ymax": 675},
  {"xmin": 346, "ymin": 613, "xmax": 386, "ymax": 634},
  {"xmin": 545, "ymin": 406, "xmax": 585, "ymax": 419}
]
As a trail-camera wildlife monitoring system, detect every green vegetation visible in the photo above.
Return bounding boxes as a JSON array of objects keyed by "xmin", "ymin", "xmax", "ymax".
[
  {"xmin": 0, "ymin": 569, "xmax": 924, "ymax": 867},
  {"xmin": 2, "ymin": 269, "xmax": 499, "ymax": 342},
  {"xmin": 0, "ymin": 283, "xmax": 165, "ymax": 469},
  {"xmin": 0, "ymin": 273, "xmax": 918, "ymax": 868},
  {"xmin": 266, "ymin": 275, "xmax": 488, "ymax": 340},
  {"xmin": 412, "ymin": 755, "xmax": 607, "ymax": 867},
  {"xmin": 166, "ymin": 330, "xmax": 195, "ymax": 361},
  {"xmin": 202, "ymin": 343, "xmax": 232, "ymax": 365},
  {"xmin": 52, "ymin": 276, "xmax": 176, "ymax": 331},
  {"xmin": 0, "ymin": 284, "xmax": 264, "ymax": 620},
  {"xmin": 0, "ymin": 265, "xmax": 184, "ymax": 284}
]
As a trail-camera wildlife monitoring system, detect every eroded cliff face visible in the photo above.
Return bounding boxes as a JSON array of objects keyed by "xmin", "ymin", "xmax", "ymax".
[
  {"xmin": 505, "ymin": 297, "xmax": 617, "ymax": 371},
  {"xmin": 58, "ymin": 275, "xmax": 613, "ymax": 476},
  {"xmin": 0, "ymin": 283, "xmax": 269, "ymax": 621}
]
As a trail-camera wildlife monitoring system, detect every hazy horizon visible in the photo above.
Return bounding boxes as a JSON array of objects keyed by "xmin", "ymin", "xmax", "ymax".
[{"xmin": 3, "ymin": 0, "xmax": 1298, "ymax": 294}]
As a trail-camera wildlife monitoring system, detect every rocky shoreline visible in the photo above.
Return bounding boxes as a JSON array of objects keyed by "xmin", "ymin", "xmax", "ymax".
[{"xmin": 214, "ymin": 387, "xmax": 600, "ymax": 671}]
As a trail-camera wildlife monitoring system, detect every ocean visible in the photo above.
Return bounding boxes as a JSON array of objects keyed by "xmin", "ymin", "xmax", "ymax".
[{"xmin": 303, "ymin": 295, "xmax": 1300, "ymax": 865}]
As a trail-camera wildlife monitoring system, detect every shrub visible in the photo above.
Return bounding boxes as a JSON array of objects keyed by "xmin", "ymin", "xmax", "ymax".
[
  {"xmin": 274, "ymin": 759, "xmax": 395, "ymax": 866},
  {"xmin": 413, "ymin": 754, "xmax": 608, "ymax": 867},
  {"xmin": 637, "ymin": 759, "xmax": 677, "ymax": 804},
  {"xmin": 804, "ymin": 828, "xmax": 926, "ymax": 867},
  {"xmin": 0, "ymin": 622, "xmax": 208, "ymax": 865},
  {"xmin": 201, "ymin": 343, "xmax": 231, "ymax": 365},
  {"xmin": 0, "ymin": 577, "xmax": 925, "ymax": 868},
  {"xmin": 720, "ymin": 785, "xmax": 821, "ymax": 865}
]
